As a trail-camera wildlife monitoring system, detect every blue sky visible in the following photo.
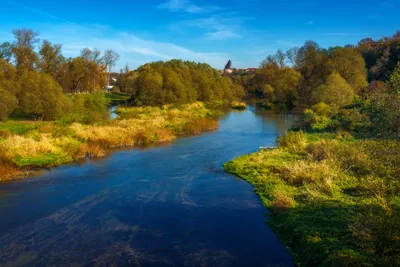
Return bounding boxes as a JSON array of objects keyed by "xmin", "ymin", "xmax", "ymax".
[{"xmin": 0, "ymin": 0, "xmax": 399, "ymax": 70}]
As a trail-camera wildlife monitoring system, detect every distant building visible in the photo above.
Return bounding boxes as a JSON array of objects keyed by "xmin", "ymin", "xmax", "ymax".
[
  {"xmin": 246, "ymin": 68, "xmax": 257, "ymax": 73},
  {"xmin": 224, "ymin": 68, "xmax": 234, "ymax": 74}
]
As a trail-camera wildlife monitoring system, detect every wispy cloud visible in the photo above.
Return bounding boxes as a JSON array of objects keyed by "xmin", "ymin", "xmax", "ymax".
[
  {"xmin": 3, "ymin": 0, "xmax": 229, "ymax": 69},
  {"xmin": 29, "ymin": 24, "xmax": 228, "ymax": 70},
  {"xmin": 169, "ymin": 15, "xmax": 250, "ymax": 40},
  {"xmin": 318, "ymin": 32, "xmax": 370, "ymax": 36},
  {"xmin": 307, "ymin": 20, "xmax": 314, "ymax": 25},
  {"xmin": 6, "ymin": 0, "xmax": 74, "ymax": 24},
  {"xmin": 157, "ymin": 0, "xmax": 220, "ymax": 14}
]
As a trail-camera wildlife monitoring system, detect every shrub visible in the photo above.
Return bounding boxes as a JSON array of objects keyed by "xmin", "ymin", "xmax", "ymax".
[
  {"xmin": 229, "ymin": 101, "xmax": 247, "ymax": 110},
  {"xmin": 312, "ymin": 102, "xmax": 331, "ymax": 116},
  {"xmin": 278, "ymin": 160, "xmax": 338, "ymax": 187},
  {"xmin": 277, "ymin": 131, "xmax": 306, "ymax": 152},
  {"xmin": 0, "ymin": 88, "xmax": 18, "ymax": 121},
  {"xmin": 270, "ymin": 190, "xmax": 296, "ymax": 212}
]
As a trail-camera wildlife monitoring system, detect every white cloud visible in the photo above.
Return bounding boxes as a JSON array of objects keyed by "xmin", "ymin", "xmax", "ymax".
[
  {"xmin": 157, "ymin": 0, "xmax": 220, "ymax": 14},
  {"xmin": 170, "ymin": 15, "xmax": 249, "ymax": 40}
]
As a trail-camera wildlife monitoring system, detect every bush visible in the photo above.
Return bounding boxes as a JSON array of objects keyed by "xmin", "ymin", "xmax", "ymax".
[
  {"xmin": 229, "ymin": 101, "xmax": 247, "ymax": 110},
  {"xmin": 277, "ymin": 131, "xmax": 306, "ymax": 152},
  {"xmin": 0, "ymin": 88, "xmax": 17, "ymax": 121},
  {"xmin": 312, "ymin": 102, "xmax": 331, "ymax": 116}
]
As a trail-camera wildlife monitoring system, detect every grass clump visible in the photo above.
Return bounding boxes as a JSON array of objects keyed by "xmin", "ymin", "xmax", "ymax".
[
  {"xmin": 224, "ymin": 131, "xmax": 400, "ymax": 266},
  {"xmin": 229, "ymin": 101, "xmax": 247, "ymax": 110},
  {"xmin": 277, "ymin": 130, "xmax": 306, "ymax": 152}
]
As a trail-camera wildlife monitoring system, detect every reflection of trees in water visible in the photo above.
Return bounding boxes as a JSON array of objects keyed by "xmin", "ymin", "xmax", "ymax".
[{"xmin": 253, "ymin": 105, "xmax": 296, "ymax": 135}]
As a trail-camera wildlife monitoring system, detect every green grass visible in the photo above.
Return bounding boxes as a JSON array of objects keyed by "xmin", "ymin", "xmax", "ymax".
[
  {"xmin": 224, "ymin": 132, "xmax": 400, "ymax": 266},
  {"xmin": 0, "ymin": 120, "xmax": 41, "ymax": 135},
  {"xmin": 104, "ymin": 92, "xmax": 130, "ymax": 105},
  {"xmin": 13, "ymin": 152, "xmax": 73, "ymax": 168}
]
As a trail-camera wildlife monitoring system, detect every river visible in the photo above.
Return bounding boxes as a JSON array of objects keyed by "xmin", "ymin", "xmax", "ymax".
[{"xmin": 0, "ymin": 105, "xmax": 295, "ymax": 266}]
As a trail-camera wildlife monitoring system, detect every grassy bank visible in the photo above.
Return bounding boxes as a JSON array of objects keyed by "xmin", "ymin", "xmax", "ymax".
[
  {"xmin": 0, "ymin": 102, "xmax": 220, "ymax": 182},
  {"xmin": 104, "ymin": 92, "xmax": 131, "ymax": 105},
  {"xmin": 224, "ymin": 131, "xmax": 400, "ymax": 266}
]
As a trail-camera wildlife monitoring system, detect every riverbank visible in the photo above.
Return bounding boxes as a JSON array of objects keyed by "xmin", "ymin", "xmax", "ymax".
[
  {"xmin": 224, "ymin": 131, "xmax": 400, "ymax": 266},
  {"xmin": 0, "ymin": 102, "xmax": 221, "ymax": 182}
]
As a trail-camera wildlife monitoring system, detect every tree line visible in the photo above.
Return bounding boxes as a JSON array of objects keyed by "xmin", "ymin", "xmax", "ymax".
[
  {"xmin": 0, "ymin": 28, "xmax": 119, "ymax": 121},
  {"xmin": 116, "ymin": 59, "xmax": 245, "ymax": 106},
  {"xmin": 231, "ymin": 30, "xmax": 400, "ymax": 138}
]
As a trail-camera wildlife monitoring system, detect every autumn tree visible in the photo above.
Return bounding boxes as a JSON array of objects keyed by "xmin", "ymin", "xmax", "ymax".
[
  {"xmin": 12, "ymin": 29, "xmax": 40, "ymax": 72},
  {"xmin": 0, "ymin": 42, "xmax": 13, "ymax": 63},
  {"xmin": 286, "ymin": 47, "xmax": 299, "ymax": 66},
  {"xmin": 39, "ymin": 40, "xmax": 65, "ymax": 80},
  {"xmin": 0, "ymin": 59, "xmax": 18, "ymax": 120},
  {"xmin": 103, "ymin": 49, "xmax": 120, "ymax": 90},
  {"xmin": 330, "ymin": 47, "xmax": 367, "ymax": 92},
  {"xmin": 389, "ymin": 61, "xmax": 400, "ymax": 95},
  {"xmin": 0, "ymin": 88, "xmax": 17, "ymax": 121}
]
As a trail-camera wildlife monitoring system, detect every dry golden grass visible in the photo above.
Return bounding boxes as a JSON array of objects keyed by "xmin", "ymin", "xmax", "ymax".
[
  {"xmin": 278, "ymin": 160, "xmax": 339, "ymax": 186},
  {"xmin": 270, "ymin": 190, "xmax": 296, "ymax": 211},
  {"xmin": 0, "ymin": 162, "xmax": 22, "ymax": 182},
  {"xmin": 0, "ymin": 135, "xmax": 59, "ymax": 160},
  {"xmin": 0, "ymin": 102, "xmax": 220, "ymax": 181}
]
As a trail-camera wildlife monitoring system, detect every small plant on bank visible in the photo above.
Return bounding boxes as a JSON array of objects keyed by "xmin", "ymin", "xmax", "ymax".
[{"xmin": 229, "ymin": 101, "xmax": 247, "ymax": 110}]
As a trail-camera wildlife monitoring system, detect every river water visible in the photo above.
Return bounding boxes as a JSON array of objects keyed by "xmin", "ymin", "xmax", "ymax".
[{"xmin": 0, "ymin": 106, "xmax": 295, "ymax": 266}]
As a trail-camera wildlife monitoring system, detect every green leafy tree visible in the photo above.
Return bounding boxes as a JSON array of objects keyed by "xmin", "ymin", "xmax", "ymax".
[
  {"xmin": 0, "ymin": 88, "xmax": 17, "ymax": 121},
  {"xmin": 12, "ymin": 29, "xmax": 40, "ymax": 72},
  {"xmin": 17, "ymin": 72, "xmax": 69, "ymax": 120},
  {"xmin": 39, "ymin": 40, "xmax": 65, "ymax": 80},
  {"xmin": 389, "ymin": 62, "xmax": 400, "ymax": 95},
  {"xmin": 330, "ymin": 47, "xmax": 368, "ymax": 92},
  {"xmin": 313, "ymin": 72, "xmax": 355, "ymax": 113}
]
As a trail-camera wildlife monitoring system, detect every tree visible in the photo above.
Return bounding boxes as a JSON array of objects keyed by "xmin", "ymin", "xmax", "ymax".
[
  {"xmin": 260, "ymin": 55, "xmax": 279, "ymax": 69},
  {"xmin": 286, "ymin": 47, "xmax": 299, "ymax": 66},
  {"xmin": 389, "ymin": 62, "xmax": 400, "ymax": 95},
  {"xmin": 103, "ymin": 49, "xmax": 120, "ymax": 90},
  {"xmin": 17, "ymin": 72, "xmax": 69, "ymax": 120},
  {"xmin": 0, "ymin": 88, "xmax": 17, "ymax": 121},
  {"xmin": 275, "ymin": 50, "xmax": 286, "ymax": 68},
  {"xmin": 313, "ymin": 72, "xmax": 355, "ymax": 113},
  {"xmin": 224, "ymin": 60, "xmax": 232, "ymax": 70},
  {"xmin": 81, "ymin": 48, "xmax": 103, "ymax": 64},
  {"xmin": 362, "ymin": 81, "xmax": 388, "ymax": 97},
  {"xmin": 39, "ymin": 40, "xmax": 64, "ymax": 80},
  {"xmin": 0, "ymin": 42, "xmax": 13, "ymax": 63},
  {"xmin": 330, "ymin": 47, "xmax": 367, "ymax": 92},
  {"xmin": 12, "ymin": 29, "xmax": 40, "ymax": 72}
]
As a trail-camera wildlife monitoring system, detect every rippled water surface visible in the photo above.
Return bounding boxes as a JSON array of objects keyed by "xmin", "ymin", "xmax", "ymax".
[{"xmin": 0, "ymin": 106, "xmax": 295, "ymax": 266}]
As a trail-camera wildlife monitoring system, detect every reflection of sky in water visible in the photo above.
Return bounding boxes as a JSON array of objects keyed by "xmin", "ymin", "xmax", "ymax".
[{"xmin": 0, "ymin": 106, "xmax": 295, "ymax": 266}]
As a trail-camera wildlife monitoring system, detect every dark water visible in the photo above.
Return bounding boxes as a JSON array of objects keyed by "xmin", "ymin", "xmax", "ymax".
[{"xmin": 0, "ymin": 106, "xmax": 295, "ymax": 267}]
